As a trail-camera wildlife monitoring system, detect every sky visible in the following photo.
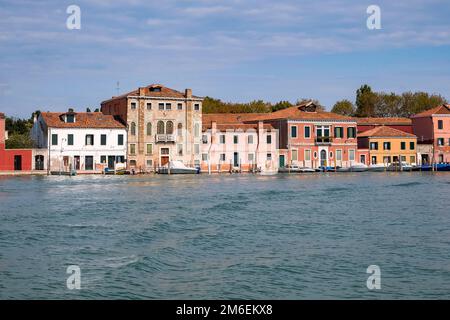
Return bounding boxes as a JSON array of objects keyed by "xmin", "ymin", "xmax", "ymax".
[{"xmin": 1, "ymin": 0, "xmax": 450, "ymax": 118}]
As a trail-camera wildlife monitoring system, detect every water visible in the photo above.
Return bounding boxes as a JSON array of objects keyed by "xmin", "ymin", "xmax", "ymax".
[{"xmin": 1, "ymin": 173, "xmax": 450, "ymax": 299}]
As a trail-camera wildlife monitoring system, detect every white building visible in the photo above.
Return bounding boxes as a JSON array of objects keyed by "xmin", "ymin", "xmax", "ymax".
[{"xmin": 31, "ymin": 111, "xmax": 127, "ymax": 173}]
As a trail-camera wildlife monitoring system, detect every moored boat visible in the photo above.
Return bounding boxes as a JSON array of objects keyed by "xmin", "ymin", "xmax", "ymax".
[
  {"xmin": 368, "ymin": 164, "xmax": 387, "ymax": 172},
  {"xmin": 157, "ymin": 161, "xmax": 200, "ymax": 174},
  {"xmin": 349, "ymin": 163, "xmax": 369, "ymax": 172}
]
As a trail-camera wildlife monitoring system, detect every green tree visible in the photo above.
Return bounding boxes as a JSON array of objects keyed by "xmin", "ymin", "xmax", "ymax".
[
  {"xmin": 5, "ymin": 133, "xmax": 34, "ymax": 149},
  {"xmin": 355, "ymin": 84, "xmax": 378, "ymax": 117},
  {"xmin": 271, "ymin": 100, "xmax": 293, "ymax": 112},
  {"xmin": 331, "ymin": 99, "xmax": 355, "ymax": 116},
  {"xmin": 375, "ymin": 92, "xmax": 402, "ymax": 117}
]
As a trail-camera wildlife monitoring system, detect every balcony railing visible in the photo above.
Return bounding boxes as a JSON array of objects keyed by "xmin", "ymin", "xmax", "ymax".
[
  {"xmin": 315, "ymin": 136, "xmax": 333, "ymax": 144},
  {"xmin": 156, "ymin": 134, "xmax": 175, "ymax": 143}
]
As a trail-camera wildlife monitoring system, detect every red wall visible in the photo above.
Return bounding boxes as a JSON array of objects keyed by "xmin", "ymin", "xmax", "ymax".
[{"xmin": 358, "ymin": 124, "xmax": 413, "ymax": 134}]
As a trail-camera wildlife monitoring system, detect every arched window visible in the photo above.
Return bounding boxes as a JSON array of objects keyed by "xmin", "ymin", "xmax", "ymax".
[
  {"xmin": 146, "ymin": 122, "xmax": 152, "ymax": 136},
  {"xmin": 166, "ymin": 121, "xmax": 174, "ymax": 134},
  {"xmin": 157, "ymin": 121, "xmax": 165, "ymax": 134},
  {"xmin": 177, "ymin": 123, "xmax": 182, "ymax": 136},
  {"xmin": 130, "ymin": 122, "xmax": 136, "ymax": 136}
]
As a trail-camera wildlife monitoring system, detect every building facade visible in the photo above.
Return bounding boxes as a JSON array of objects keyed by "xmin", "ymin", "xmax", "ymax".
[
  {"xmin": 201, "ymin": 114, "xmax": 279, "ymax": 173},
  {"xmin": 31, "ymin": 111, "xmax": 127, "ymax": 173},
  {"xmin": 101, "ymin": 84, "xmax": 203, "ymax": 171},
  {"xmin": 411, "ymin": 104, "xmax": 450, "ymax": 164},
  {"xmin": 357, "ymin": 126, "xmax": 418, "ymax": 165},
  {"xmin": 356, "ymin": 117, "xmax": 413, "ymax": 134}
]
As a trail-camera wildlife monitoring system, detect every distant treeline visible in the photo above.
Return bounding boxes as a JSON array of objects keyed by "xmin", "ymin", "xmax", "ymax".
[{"xmin": 4, "ymin": 111, "xmax": 37, "ymax": 149}]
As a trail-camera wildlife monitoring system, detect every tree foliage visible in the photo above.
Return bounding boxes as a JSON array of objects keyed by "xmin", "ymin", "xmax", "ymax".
[{"xmin": 332, "ymin": 100, "xmax": 355, "ymax": 116}]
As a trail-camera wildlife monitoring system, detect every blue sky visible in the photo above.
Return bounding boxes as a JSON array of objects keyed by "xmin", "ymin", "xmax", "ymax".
[{"xmin": 1, "ymin": 0, "xmax": 450, "ymax": 117}]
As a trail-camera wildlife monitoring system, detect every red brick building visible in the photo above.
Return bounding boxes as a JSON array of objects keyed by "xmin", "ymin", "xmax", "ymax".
[
  {"xmin": 356, "ymin": 117, "xmax": 413, "ymax": 134},
  {"xmin": 0, "ymin": 112, "xmax": 33, "ymax": 171}
]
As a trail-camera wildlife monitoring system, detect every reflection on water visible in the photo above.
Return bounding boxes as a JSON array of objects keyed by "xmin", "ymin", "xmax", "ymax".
[{"xmin": 1, "ymin": 173, "xmax": 450, "ymax": 299}]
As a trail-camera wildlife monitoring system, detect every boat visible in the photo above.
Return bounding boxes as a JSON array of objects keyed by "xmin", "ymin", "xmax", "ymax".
[
  {"xmin": 278, "ymin": 165, "xmax": 315, "ymax": 173},
  {"xmin": 157, "ymin": 161, "xmax": 200, "ymax": 174},
  {"xmin": 368, "ymin": 164, "xmax": 387, "ymax": 172},
  {"xmin": 387, "ymin": 162, "xmax": 413, "ymax": 171},
  {"xmin": 336, "ymin": 167, "xmax": 350, "ymax": 172},
  {"xmin": 50, "ymin": 170, "xmax": 76, "ymax": 176},
  {"xmin": 349, "ymin": 163, "xmax": 369, "ymax": 172}
]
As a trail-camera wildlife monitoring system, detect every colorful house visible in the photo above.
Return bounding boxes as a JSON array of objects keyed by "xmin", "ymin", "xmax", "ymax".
[
  {"xmin": 251, "ymin": 101, "xmax": 360, "ymax": 168},
  {"xmin": 411, "ymin": 104, "xmax": 450, "ymax": 164},
  {"xmin": 0, "ymin": 112, "xmax": 33, "ymax": 172},
  {"xmin": 357, "ymin": 126, "xmax": 417, "ymax": 166},
  {"xmin": 201, "ymin": 114, "xmax": 279, "ymax": 173}
]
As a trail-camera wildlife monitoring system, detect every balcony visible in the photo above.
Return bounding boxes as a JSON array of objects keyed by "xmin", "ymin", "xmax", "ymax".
[
  {"xmin": 156, "ymin": 134, "xmax": 175, "ymax": 143},
  {"xmin": 315, "ymin": 136, "xmax": 333, "ymax": 145}
]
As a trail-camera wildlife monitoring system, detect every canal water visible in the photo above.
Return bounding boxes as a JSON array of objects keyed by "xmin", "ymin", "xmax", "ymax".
[{"xmin": 1, "ymin": 173, "xmax": 450, "ymax": 299}]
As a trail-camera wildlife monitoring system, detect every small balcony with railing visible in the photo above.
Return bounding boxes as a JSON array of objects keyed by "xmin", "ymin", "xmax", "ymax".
[
  {"xmin": 156, "ymin": 134, "xmax": 175, "ymax": 143},
  {"xmin": 315, "ymin": 136, "xmax": 333, "ymax": 145}
]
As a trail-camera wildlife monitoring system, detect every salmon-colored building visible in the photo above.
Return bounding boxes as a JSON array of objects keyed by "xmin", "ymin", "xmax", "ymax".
[
  {"xmin": 411, "ymin": 104, "xmax": 450, "ymax": 164},
  {"xmin": 0, "ymin": 112, "xmax": 33, "ymax": 171},
  {"xmin": 251, "ymin": 101, "xmax": 360, "ymax": 168}
]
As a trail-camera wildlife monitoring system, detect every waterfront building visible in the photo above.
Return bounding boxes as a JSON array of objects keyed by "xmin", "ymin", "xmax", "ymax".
[
  {"xmin": 251, "ymin": 101, "xmax": 360, "ymax": 168},
  {"xmin": 0, "ymin": 112, "xmax": 33, "ymax": 172},
  {"xmin": 201, "ymin": 114, "xmax": 279, "ymax": 173},
  {"xmin": 357, "ymin": 126, "xmax": 418, "ymax": 165},
  {"xmin": 101, "ymin": 84, "xmax": 204, "ymax": 172},
  {"xmin": 31, "ymin": 110, "xmax": 127, "ymax": 173},
  {"xmin": 356, "ymin": 117, "xmax": 413, "ymax": 134},
  {"xmin": 411, "ymin": 104, "xmax": 450, "ymax": 164}
]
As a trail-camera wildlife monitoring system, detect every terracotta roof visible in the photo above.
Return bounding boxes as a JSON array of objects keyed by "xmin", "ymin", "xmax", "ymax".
[
  {"xmin": 355, "ymin": 117, "xmax": 412, "ymax": 125},
  {"xmin": 249, "ymin": 103, "xmax": 355, "ymax": 122},
  {"xmin": 358, "ymin": 126, "xmax": 416, "ymax": 138},
  {"xmin": 202, "ymin": 113, "xmax": 274, "ymax": 131},
  {"xmin": 101, "ymin": 84, "xmax": 202, "ymax": 103},
  {"xmin": 40, "ymin": 112, "xmax": 125, "ymax": 129},
  {"xmin": 412, "ymin": 105, "xmax": 450, "ymax": 118}
]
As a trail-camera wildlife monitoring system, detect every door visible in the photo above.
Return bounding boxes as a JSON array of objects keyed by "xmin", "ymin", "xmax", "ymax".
[
  {"xmin": 35, "ymin": 155, "xmax": 44, "ymax": 170},
  {"xmin": 74, "ymin": 156, "xmax": 80, "ymax": 170},
  {"xmin": 279, "ymin": 155, "xmax": 285, "ymax": 168},
  {"xmin": 85, "ymin": 156, "xmax": 93, "ymax": 170},
  {"xmin": 233, "ymin": 152, "xmax": 239, "ymax": 167},
  {"xmin": 161, "ymin": 156, "xmax": 169, "ymax": 166},
  {"xmin": 14, "ymin": 155, "xmax": 22, "ymax": 171},
  {"xmin": 320, "ymin": 149, "xmax": 327, "ymax": 167},
  {"xmin": 360, "ymin": 154, "xmax": 366, "ymax": 165},
  {"xmin": 108, "ymin": 156, "xmax": 115, "ymax": 169}
]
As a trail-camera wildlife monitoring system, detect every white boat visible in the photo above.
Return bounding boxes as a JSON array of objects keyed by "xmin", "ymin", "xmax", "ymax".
[
  {"xmin": 349, "ymin": 163, "xmax": 369, "ymax": 172},
  {"xmin": 279, "ymin": 165, "xmax": 315, "ymax": 173},
  {"xmin": 260, "ymin": 169, "xmax": 278, "ymax": 176},
  {"xmin": 157, "ymin": 161, "xmax": 199, "ymax": 174},
  {"xmin": 387, "ymin": 162, "xmax": 413, "ymax": 172},
  {"xmin": 368, "ymin": 164, "xmax": 387, "ymax": 172}
]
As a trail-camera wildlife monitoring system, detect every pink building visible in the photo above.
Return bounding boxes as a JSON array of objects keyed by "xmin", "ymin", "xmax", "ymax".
[
  {"xmin": 411, "ymin": 104, "xmax": 450, "ymax": 164},
  {"xmin": 252, "ymin": 102, "xmax": 360, "ymax": 168}
]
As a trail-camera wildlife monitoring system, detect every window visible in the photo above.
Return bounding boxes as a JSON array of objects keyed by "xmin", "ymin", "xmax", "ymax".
[
  {"xmin": 146, "ymin": 160, "xmax": 153, "ymax": 167},
  {"xmin": 371, "ymin": 156, "xmax": 377, "ymax": 165},
  {"xmin": 347, "ymin": 127, "xmax": 356, "ymax": 138},
  {"xmin": 220, "ymin": 135, "xmax": 225, "ymax": 144},
  {"xmin": 149, "ymin": 86, "xmax": 161, "ymax": 92},
  {"xmin": 248, "ymin": 135, "xmax": 254, "ymax": 144},
  {"xmin": 101, "ymin": 134, "xmax": 107, "ymax": 146},
  {"xmin": 220, "ymin": 153, "xmax": 226, "ymax": 161},
  {"xmin": 370, "ymin": 142, "xmax": 378, "ymax": 150},
  {"xmin": 304, "ymin": 126, "xmax": 311, "ymax": 138},
  {"xmin": 202, "ymin": 153, "xmax": 208, "ymax": 161},
  {"xmin": 401, "ymin": 156, "xmax": 407, "ymax": 162},
  {"xmin": 266, "ymin": 134, "xmax": 272, "ymax": 144},
  {"xmin": 194, "ymin": 144, "xmax": 200, "ymax": 155},
  {"xmin": 146, "ymin": 103, "xmax": 152, "ymax": 110},
  {"xmin": 100, "ymin": 156, "xmax": 106, "ymax": 164},
  {"xmin": 313, "ymin": 151, "xmax": 318, "ymax": 159},
  {"xmin": 177, "ymin": 103, "xmax": 182, "ymax": 110},
  {"xmin": 52, "ymin": 134, "xmax": 58, "ymax": 145},
  {"xmin": 166, "ymin": 121, "xmax": 174, "ymax": 134},
  {"xmin": 130, "ymin": 144, "xmax": 136, "ymax": 155},
  {"xmin": 194, "ymin": 123, "xmax": 200, "ymax": 137},
  {"xmin": 146, "ymin": 144, "xmax": 153, "ymax": 155},
  {"xmin": 130, "ymin": 160, "xmax": 137, "ymax": 167},
  {"xmin": 383, "ymin": 142, "xmax": 391, "ymax": 150},
  {"xmin": 438, "ymin": 154, "xmax": 444, "ymax": 163},
  {"xmin": 401, "ymin": 141, "xmax": 406, "ymax": 150},
  {"xmin": 161, "ymin": 148, "xmax": 169, "ymax": 155},
  {"xmin": 166, "ymin": 103, "xmax": 172, "ymax": 111},
  {"xmin": 194, "ymin": 103, "xmax": 200, "ymax": 111},
  {"xmin": 334, "ymin": 127, "xmax": 343, "ymax": 138},
  {"xmin": 267, "ymin": 153, "xmax": 272, "ymax": 161},
  {"xmin": 233, "ymin": 136, "xmax": 238, "ymax": 144},
  {"xmin": 383, "ymin": 156, "xmax": 391, "ymax": 164},
  {"xmin": 437, "ymin": 138, "xmax": 444, "ymax": 146},
  {"xmin": 248, "ymin": 153, "xmax": 254, "ymax": 162},
  {"xmin": 85, "ymin": 156, "xmax": 93, "ymax": 170},
  {"xmin": 305, "ymin": 150, "xmax": 311, "ymax": 161},
  {"xmin": 291, "ymin": 126, "xmax": 297, "ymax": 138},
  {"xmin": 85, "ymin": 134, "xmax": 94, "ymax": 146},
  {"xmin": 202, "ymin": 135, "xmax": 208, "ymax": 144},
  {"xmin": 131, "ymin": 102, "xmax": 136, "ymax": 110},
  {"xmin": 349, "ymin": 149, "xmax": 355, "ymax": 161},
  {"xmin": 67, "ymin": 134, "xmax": 74, "ymax": 146},
  {"xmin": 292, "ymin": 149, "xmax": 298, "ymax": 161},
  {"xmin": 316, "ymin": 126, "xmax": 330, "ymax": 138},
  {"xmin": 177, "ymin": 123, "xmax": 183, "ymax": 136},
  {"xmin": 158, "ymin": 103, "xmax": 164, "ymax": 111},
  {"xmin": 336, "ymin": 150, "xmax": 342, "ymax": 161},
  {"xmin": 147, "ymin": 122, "xmax": 152, "ymax": 136},
  {"xmin": 157, "ymin": 121, "xmax": 165, "ymax": 134},
  {"xmin": 329, "ymin": 151, "xmax": 333, "ymax": 159},
  {"xmin": 66, "ymin": 114, "xmax": 75, "ymax": 123},
  {"xmin": 130, "ymin": 122, "xmax": 136, "ymax": 136},
  {"xmin": 118, "ymin": 134, "xmax": 124, "ymax": 146},
  {"xmin": 410, "ymin": 156, "xmax": 415, "ymax": 164},
  {"xmin": 438, "ymin": 120, "xmax": 443, "ymax": 129},
  {"xmin": 177, "ymin": 144, "xmax": 183, "ymax": 156}
]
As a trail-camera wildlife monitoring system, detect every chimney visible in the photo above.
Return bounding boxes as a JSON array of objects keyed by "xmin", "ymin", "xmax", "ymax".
[
  {"xmin": 139, "ymin": 87, "xmax": 146, "ymax": 96},
  {"xmin": 185, "ymin": 88, "xmax": 192, "ymax": 99}
]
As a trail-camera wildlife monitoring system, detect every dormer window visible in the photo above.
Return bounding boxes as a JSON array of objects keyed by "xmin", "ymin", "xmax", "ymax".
[
  {"xmin": 149, "ymin": 86, "xmax": 162, "ymax": 92},
  {"xmin": 66, "ymin": 114, "xmax": 75, "ymax": 123}
]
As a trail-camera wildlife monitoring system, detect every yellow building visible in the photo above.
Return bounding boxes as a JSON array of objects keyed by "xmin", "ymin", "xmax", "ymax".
[{"xmin": 358, "ymin": 126, "xmax": 418, "ymax": 165}]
